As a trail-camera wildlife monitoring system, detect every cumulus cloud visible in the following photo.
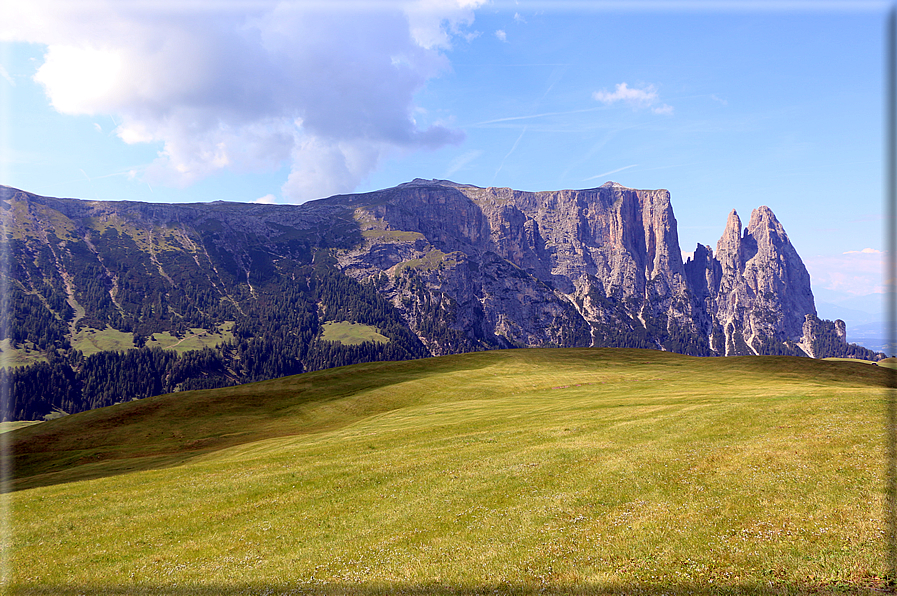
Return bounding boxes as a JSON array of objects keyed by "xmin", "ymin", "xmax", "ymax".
[
  {"xmin": 495, "ymin": 29, "xmax": 507, "ymax": 42},
  {"xmin": 844, "ymin": 247, "xmax": 882, "ymax": 254},
  {"xmin": 404, "ymin": 0, "xmax": 486, "ymax": 49},
  {"xmin": 593, "ymin": 82, "xmax": 672, "ymax": 114},
  {"xmin": 254, "ymin": 194, "xmax": 277, "ymax": 204},
  {"xmin": 1, "ymin": 0, "xmax": 477, "ymax": 202}
]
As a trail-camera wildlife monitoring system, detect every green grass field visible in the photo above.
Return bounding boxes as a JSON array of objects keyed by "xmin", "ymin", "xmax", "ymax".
[
  {"xmin": 69, "ymin": 323, "xmax": 236, "ymax": 357},
  {"xmin": 0, "ymin": 338, "xmax": 48, "ymax": 368},
  {"xmin": 148, "ymin": 322, "xmax": 235, "ymax": 353},
  {"xmin": 6, "ymin": 348, "xmax": 897, "ymax": 595},
  {"xmin": 0, "ymin": 420, "xmax": 41, "ymax": 434},
  {"xmin": 320, "ymin": 321, "xmax": 388, "ymax": 345},
  {"xmin": 71, "ymin": 326, "xmax": 137, "ymax": 356}
]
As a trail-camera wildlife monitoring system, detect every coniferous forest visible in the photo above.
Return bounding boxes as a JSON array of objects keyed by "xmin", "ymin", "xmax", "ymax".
[{"xmin": 5, "ymin": 257, "xmax": 432, "ymax": 421}]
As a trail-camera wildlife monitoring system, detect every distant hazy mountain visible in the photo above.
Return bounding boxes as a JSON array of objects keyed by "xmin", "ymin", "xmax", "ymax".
[
  {"xmin": 814, "ymin": 291, "xmax": 890, "ymax": 354},
  {"xmin": 1, "ymin": 180, "xmax": 880, "ymax": 420}
]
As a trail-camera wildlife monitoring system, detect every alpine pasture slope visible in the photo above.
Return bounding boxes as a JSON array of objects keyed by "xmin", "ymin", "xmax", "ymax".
[{"xmin": 7, "ymin": 348, "xmax": 895, "ymax": 594}]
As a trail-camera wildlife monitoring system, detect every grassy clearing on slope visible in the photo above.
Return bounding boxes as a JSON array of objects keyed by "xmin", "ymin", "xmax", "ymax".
[
  {"xmin": 0, "ymin": 338, "xmax": 47, "ymax": 368},
  {"xmin": 320, "ymin": 321, "xmax": 389, "ymax": 345},
  {"xmin": 393, "ymin": 249, "xmax": 459, "ymax": 276},
  {"xmin": 360, "ymin": 228, "xmax": 426, "ymax": 243},
  {"xmin": 7, "ymin": 349, "xmax": 896, "ymax": 594},
  {"xmin": 148, "ymin": 322, "xmax": 235, "ymax": 353},
  {"xmin": 71, "ymin": 326, "xmax": 136, "ymax": 356},
  {"xmin": 71, "ymin": 323, "xmax": 235, "ymax": 357}
]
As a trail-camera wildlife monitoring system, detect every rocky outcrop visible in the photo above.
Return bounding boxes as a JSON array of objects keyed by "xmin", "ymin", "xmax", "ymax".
[{"xmin": 684, "ymin": 206, "xmax": 818, "ymax": 356}]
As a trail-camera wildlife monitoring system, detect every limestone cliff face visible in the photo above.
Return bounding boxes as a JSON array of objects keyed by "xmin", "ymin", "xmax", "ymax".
[
  {"xmin": 336, "ymin": 180, "xmax": 701, "ymax": 353},
  {"xmin": 685, "ymin": 206, "xmax": 816, "ymax": 355}
]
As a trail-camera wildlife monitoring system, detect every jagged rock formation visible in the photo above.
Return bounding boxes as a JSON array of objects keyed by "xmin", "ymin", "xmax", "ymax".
[
  {"xmin": 684, "ymin": 206, "xmax": 818, "ymax": 356},
  {"xmin": 1, "ymin": 179, "xmax": 882, "ymax": 394}
]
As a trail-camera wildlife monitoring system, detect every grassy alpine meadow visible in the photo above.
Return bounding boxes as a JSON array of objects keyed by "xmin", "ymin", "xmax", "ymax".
[
  {"xmin": 319, "ymin": 321, "xmax": 389, "ymax": 346},
  {"xmin": 6, "ymin": 348, "xmax": 896, "ymax": 595}
]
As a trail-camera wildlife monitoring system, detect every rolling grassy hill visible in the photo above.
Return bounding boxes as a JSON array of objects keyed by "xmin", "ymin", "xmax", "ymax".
[{"xmin": 7, "ymin": 348, "xmax": 897, "ymax": 594}]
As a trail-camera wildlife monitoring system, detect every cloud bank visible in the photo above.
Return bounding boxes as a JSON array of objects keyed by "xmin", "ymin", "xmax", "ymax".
[{"xmin": 1, "ymin": 0, "xmax": 482, "ymax": 202}]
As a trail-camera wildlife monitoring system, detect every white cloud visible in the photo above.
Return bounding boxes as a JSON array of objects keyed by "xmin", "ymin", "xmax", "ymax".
[
  {"xmin": 1, "ymin": 0, "xmax": 475, "ymax": 202},
  {"xmin": 593, "ymin": 82, "xmax": 672, "ymax": 114},
  {"xmin": 804, "ymin": 250, "xmax": 887, "ymax": 297},
  {"xmin": 404, "ymin": 0, "xmax": 486, "ymax": 50},
  {"xmin": 282, "ymin": 135, "xmax": 384, "ymax": 200},
  {"xmin": 844, "ymin": 247, "xmax": 882, "ymax": 254},
  {"xmin": 593, "ymin": 82, "xmax": 657, "ymax": 106},
  {"xmin": 495, "ymin": 29, "xmax": 507, "ymax": 42},
  {"xmin": 34, "ymin": 45, "xmax": 123, "ymax": 114},
  {"xmin": 254, "ymin": 194, "xmax": 277, "ymax": 204},
  {"xmin": 513, "ymin": 12, "xmax": 526, "ymax": 23}
]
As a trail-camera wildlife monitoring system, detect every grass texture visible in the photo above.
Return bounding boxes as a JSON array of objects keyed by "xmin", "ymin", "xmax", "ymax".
[
  {"xmin": 71, "ymin": 327, "xmax": 138, "ymax": 356},
  {"xmin": 68, "ymin": 323, "xmax": 235, "ymax": 357},
  {"xmin": 0, "ymin": 339, "xmax": 48, "ymax": 368},
  {"xmin": 319, "ymin": 322, "xmax": 389, "ymax": 346},
  {"xmin": 6, "ymin": 348, "xmax": 896, "ymax": 595}
]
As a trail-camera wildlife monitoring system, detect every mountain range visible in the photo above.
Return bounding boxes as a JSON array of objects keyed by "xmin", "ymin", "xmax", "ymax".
[{"xmin": 1, "ymin": 180, "xmax": 879, "ymax": 420}]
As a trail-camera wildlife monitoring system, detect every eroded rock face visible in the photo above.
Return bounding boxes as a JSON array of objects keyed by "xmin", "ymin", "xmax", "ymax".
[
  {"xmin": 337, "ymin": 180, "xmax": 698, "ymax": 354},
  {"xmin": 684, "ymin": 206, "xmax": 816, "ymax": 355}
]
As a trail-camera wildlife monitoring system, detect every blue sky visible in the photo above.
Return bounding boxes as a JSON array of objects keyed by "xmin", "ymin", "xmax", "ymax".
[{"xmin": 0, "ymin": 0, "xmax": 892, "ymax": 321}]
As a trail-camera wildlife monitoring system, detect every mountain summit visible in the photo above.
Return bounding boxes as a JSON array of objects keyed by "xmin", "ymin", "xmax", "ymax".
[{"xmin": 1, "ymin": 181, "xmax": 878, "ymax": 420}]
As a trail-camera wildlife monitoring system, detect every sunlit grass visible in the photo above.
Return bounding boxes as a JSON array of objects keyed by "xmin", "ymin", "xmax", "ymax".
[
  {"xmin": 320, "ymin": 321, "xmax": 388, "ymax": 345},
  {"xmin": 0, "ymin": 338, "xmax": 48, "ymax": 368},
  {"xmin": 71, "ymin": 326, "xmax": 137, "ymax": 355},
  {"xmin": 0, "ymin": 421, "xmax": 41, "ymax": 434},
  {"xmin": 148, "ymin": 322, "xmax": 235, "ymax": 353},
  {"xmin": 7, "ymin": 348, "xmax": 894, "ymax": 594}
]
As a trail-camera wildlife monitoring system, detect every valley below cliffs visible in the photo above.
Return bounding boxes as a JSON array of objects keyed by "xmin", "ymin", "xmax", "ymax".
[{"xmin": 1, "ymin": 180, "xmax": 879, "ymax": 420}]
